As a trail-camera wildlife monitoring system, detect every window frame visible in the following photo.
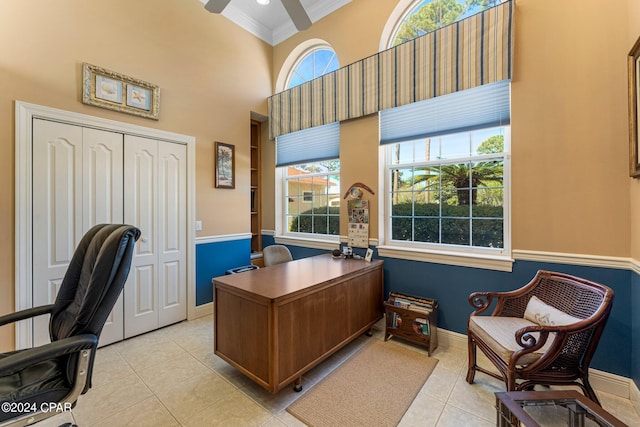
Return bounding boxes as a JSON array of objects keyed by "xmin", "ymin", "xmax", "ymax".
[
  {"xmin": 378, "ymin": 127, "xmax": 513, "ymax": 271},
  {"xmin": 275, "ymin": 162, "xmax": 341, "ymax": 250}
]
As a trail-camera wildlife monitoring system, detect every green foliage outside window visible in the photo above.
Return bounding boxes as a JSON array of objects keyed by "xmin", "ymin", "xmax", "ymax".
[
  {"xmin": 389, "ymin": 132, "xmax": 506, "ymax": 249},
  {"xmin": 391, "ymin": 202, "xmax": 503, "ymax": 247},
  {"xmin": 289, "ymin": 207, "xmax": 340, "ymax": 235},
  {"xmin": 393, "ymin": 0, "xmax": 505, "ymax": 46}
]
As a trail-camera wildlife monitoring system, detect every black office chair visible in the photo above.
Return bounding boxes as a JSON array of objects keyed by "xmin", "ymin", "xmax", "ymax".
[{"xmin": 0, "ymin": 224, "xmax": 140, "ymax": 427}]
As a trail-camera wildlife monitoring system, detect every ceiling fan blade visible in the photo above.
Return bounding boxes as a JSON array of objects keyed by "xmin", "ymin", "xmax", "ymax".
[
  {"xmin": 204, "ymin": 0, "xmax": 232, "ymax": 14},
  {"xmin": 281, "ymin": 0, "xmax": 312, "ymax": 31}
]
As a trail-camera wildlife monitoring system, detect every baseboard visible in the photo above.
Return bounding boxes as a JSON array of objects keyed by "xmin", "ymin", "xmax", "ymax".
[
  {"xmin": 589, "ymin": 369, "xmax": 632, "ymax": 399},
  {"xmin": 436, "ymin": 327, "xmax": 467, "ymax": 350},
  {"xmin": 189, "ymin": 302, "xmax": 213, "ymax": 320},
  {"xmin": 436, "ymin": 327, "xmax": 633, "ymax": 399},
  {"xmin": 631, "ymin": 379, "xmax": 640, "ymax": 415}
]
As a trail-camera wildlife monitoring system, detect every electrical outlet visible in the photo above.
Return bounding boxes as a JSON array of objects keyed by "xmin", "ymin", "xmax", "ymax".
[{"xmin": 195, "ymin": 220, "xmax": 202, "ymax": 231}]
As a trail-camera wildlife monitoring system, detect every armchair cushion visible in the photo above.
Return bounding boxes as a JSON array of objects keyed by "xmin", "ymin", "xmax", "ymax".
[
  {"xmin": 524, "ymin": 296, "xmax": 581, "ymax": 327},
  {"xmin": 469, "ymin": 316, "xmax": 554, "ymax": 365}
]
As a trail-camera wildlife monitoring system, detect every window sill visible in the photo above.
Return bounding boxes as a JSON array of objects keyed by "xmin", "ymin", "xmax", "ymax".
[
  {"xmin": 274, "ymin": 235, "xmax": 340, "ymax": 251},
  {"xmin": 376, "ymin": 245, "xmax": 514, "ymax": 272}
]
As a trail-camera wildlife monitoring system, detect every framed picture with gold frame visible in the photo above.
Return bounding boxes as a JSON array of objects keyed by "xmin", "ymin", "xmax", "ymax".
[
  {"xmin": 628, "ymin": 36, "xmax": 640, "ymax": 177},
  {"xmin": 215, "ymin": 142, "xmax": 235, "ymax": 189},
  {"xmin": 82, "ymin": 63, "xmax": 160, "ymax": 120}
]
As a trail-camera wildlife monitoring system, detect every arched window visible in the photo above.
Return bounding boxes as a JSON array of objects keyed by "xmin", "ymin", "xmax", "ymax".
[
  {"xmin": 275, "ymin": 42, "xmax": 341, "ymax": 243},
  {"xmin": 287, "ymin": 48, "xmax": 339, "ymax": 89},
  {"xmin": 381, "ymin": 0, "xmax": 506, "ymax": 49},
  {"xmin": 275, "ymin": 39, "xmax": 339, "ymax": 92}
]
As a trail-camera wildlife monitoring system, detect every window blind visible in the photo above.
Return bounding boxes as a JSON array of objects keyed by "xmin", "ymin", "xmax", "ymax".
[
  {"xmin": 379, "ymin": 80, "xmax": 510, "ymax": 145},
  {"xmin": 276, "ymin": 122, "xmax": 340, "ymax": 167},
  {"xmin": 269, "ymin": 1, "xmax": 514, "ymax": 139}
]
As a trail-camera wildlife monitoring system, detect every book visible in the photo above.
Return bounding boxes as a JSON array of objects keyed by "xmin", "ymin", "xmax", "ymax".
[{"xmin": 389, "ymin": 295, "xmax": 433, "ymax": 314}]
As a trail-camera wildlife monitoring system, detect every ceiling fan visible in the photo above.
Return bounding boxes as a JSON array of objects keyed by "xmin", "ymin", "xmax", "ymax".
[{"xmin": 204, "ymin": 0, "xmax": 313, "ymax": 31}]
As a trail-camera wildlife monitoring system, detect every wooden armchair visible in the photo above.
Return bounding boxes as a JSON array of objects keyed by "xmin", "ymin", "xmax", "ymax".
[{"xmin": 466, "ymin": 270, "xmax": 614, "ymax": 404}]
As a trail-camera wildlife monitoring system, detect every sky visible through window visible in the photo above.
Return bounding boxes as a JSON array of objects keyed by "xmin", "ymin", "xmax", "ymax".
[
  {"xmin": 394, "ymin": 128, "xmax": 504, "ymax": 164},
  {"xmin": 287, "ymin": 49, "xmax": 339, "ymax": 89}
]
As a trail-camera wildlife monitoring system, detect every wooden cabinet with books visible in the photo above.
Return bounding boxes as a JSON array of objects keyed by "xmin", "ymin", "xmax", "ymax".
[
  {"xmin": 250, "ymin": 120, "xmax": 262, "ymax": 256},
  {"xmin": 384, "ymin": 292, "xmax": 438, "ymax": 355}
]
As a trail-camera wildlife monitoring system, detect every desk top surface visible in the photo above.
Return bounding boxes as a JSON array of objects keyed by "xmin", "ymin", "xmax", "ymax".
[{"xmin": 213, "ymin": 254, "xmax": 383, "ymax": 301}]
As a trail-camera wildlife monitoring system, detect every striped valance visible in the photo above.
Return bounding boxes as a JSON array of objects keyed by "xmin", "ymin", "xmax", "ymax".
[{"xmin": 269, "ymin": 0, "xmax": 514, "ymax": 139}]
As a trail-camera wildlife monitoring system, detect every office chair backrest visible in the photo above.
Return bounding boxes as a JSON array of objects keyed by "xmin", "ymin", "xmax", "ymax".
[
  {"xmin": 263, "ymin": 244, "xmax": 293, "ymax": 267},
  {"xmin": 49, "ymin": 224, "xmax": 141, "ymax": 342}
]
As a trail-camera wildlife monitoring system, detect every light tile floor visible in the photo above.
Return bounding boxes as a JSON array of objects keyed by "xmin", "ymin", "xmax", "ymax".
[{"xmin": 38, "ymin": 315, "xmax": 640, "ymax": 426}]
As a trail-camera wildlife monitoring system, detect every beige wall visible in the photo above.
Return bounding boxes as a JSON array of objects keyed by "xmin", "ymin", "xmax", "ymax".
[
  {"xmin": 629, "ymin": 0, "xmax": 640, "ymax": 260},
  {"xmin": 271, "ymin": 0, "xmax": 633, "ymax": 255},
  {"xmin": 511, "ymin": 0, "xmax": 630, "ymax": 256},
  {"xmin": 0, "ymin": 0, "xmax": 272, "ymax": 351}
]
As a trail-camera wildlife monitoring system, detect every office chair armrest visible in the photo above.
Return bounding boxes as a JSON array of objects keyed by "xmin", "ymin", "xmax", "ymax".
[
  {"xmin": 0, "ymin": 334, "xmax": 98, "ymax": 376},
  {"xmin": 0, "ymin": 304, "xmax": 55, "ymax": 327}
]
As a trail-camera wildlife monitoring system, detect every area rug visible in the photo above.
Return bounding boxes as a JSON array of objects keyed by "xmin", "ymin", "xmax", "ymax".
[{"xmin": 286, "ymin": 339, "xmax": 438, "ymax": 427}]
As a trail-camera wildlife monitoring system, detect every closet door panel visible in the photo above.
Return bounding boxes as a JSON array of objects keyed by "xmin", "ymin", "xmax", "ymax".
[
  {"xmin": 82, "ymin": 127, "xmax": 125, "ymax": 346},
  {"xmin": 82, "ymin": 128, "xmax": 124, "ymax": 227},
  {"xmin": 124, "ymin": 135, "xmax": 159, "ymax": 338},
  {"xmin": 32, "ymin": 119, "xmax": 83, "ymax": 346},
  {"xmin": 158, "ymin": 142, "xmax": 187, "ymax": 327}
]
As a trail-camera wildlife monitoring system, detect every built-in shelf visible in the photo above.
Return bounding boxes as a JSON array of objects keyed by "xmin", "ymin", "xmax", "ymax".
[{"xmin": 250, "ymin": 120, "xmax": 262, "ymax": 256}]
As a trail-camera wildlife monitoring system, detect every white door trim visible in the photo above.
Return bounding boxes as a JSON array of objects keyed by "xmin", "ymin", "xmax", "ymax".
[{"xmin": 14, "ymin": 101, "xmax": 197, "ymax": 349}]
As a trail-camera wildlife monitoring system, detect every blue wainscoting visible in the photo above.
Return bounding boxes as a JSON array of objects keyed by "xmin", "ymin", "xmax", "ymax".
[
  {"xmin": 632, "ymin": 271, "xmax": 640, "ymax": 390},
  {"xmin": 195, "ymin": 237, "xmax": 251, "ymax": 306},
  {"xmin": 261, "ymin": 234, "xmax": 275, "ymax": 247},
  {"xmin": 198, "ymin": 236, "xmax": 639, "ymax": 382}
]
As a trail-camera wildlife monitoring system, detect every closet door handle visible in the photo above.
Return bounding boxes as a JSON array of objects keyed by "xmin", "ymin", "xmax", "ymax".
[{"xmin": 140, "ymin": 237, "xmax": 148, "ymax": 243}]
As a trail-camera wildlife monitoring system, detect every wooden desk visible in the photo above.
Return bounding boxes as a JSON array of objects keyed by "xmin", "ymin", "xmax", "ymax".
[{"xmin": 213, "ymin": 254, "xmax": 384, "ymax": 393}]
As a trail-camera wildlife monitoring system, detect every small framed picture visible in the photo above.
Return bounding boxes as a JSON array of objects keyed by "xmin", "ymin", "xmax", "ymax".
[
  {"xmin": 364, "ymin": 248, "xmax": 373, "ymax": 262},
  {"xmin": 629, "ymin": 35, "xmax": 640, "ymax": 177},
  {"xmin": 215, "ymin": 142, "xmax": 235, "ymax": 189}
]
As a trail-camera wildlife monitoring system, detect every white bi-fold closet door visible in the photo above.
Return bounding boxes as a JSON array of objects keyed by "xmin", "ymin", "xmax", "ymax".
[
  {"xmin": 32, "ymin": 119, "xmax": 187, "ymax": 347},
  {"xmin": 123, "ymin": 135, "xmax": 187, "ymax": 339}
]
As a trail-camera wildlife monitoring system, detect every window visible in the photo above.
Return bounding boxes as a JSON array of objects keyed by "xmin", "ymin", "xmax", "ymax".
[
  {"xmin": 390, "ymin": 0, "xmax": 506, "ymax": 47},
  {"xmin": 284, "ymin": 162, "xmax": 340, "ymax": 237},
  {"xmin": 275, "ymin": 44, "xmax": 341, "ymax": 246},
  {"xmin": 385, "ymin": 127, "xmax": 508, "ymax": 254},
  {"xmin": 378, "ymin": 75, "xmax": 511, "ymax": 269},
  {"xmin": 287, "ymin": 48, "xmax": 339, "ymax": 89},
  {"xmin": 302, "ymin": 191, "xmax": 313, "ymax": 203}
]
